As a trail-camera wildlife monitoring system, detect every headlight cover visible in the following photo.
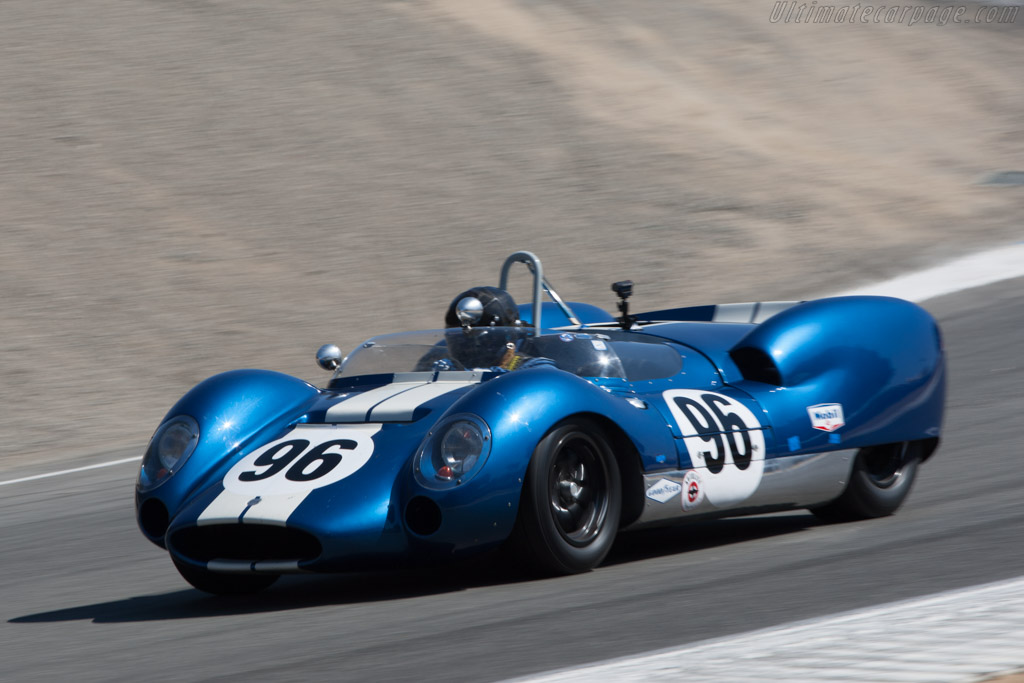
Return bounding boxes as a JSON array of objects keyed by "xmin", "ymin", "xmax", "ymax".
[
  {"xmin": 137, "ymin": 415, "xmax": 200, "ymax": 491},
  {"xmin": 414, "ymin": 414, "xmax": 491, "ymax": 490}
]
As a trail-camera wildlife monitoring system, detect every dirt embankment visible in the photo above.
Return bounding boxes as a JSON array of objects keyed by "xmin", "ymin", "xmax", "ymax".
[{"xmin": 1, "ymin": 0, "xmax": 1021, "ymax": 467}]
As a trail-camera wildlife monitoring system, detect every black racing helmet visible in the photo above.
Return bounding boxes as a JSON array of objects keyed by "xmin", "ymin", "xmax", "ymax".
[
  {"xmin": 444, "ymin": 287, "xmax": 521, "ymax": 369},
  {"xmin": 444, "ymin": 286, "xmax": 520, "ymax": 329}
]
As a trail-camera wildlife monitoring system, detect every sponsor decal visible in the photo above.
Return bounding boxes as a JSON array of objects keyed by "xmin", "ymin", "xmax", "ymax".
[
  {"xmin": 591, "ymin": 339, "xmax": 608, "ymax": 351},
  {"xmin": 663, "ymin": 389, "xmax": 766, "ymax": 507},
  {"xmin": 682, "ymin": 470, "xmax": 704, "ymax": 511},
  {"xmin": 807, "ymin": 403, "xmax": 845, "ymax": 432},
  {"xmin": 559, "ymin": 333, "xmax": 574, "ymax": 342},
  {"xmin": 645, "ymin": 478, "xmax": 682, "ymax": 503}
]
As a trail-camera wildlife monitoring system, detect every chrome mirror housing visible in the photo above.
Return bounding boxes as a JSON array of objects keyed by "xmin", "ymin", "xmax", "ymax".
[
  {"xmin": 455, "ymin": 296, "xmax": 484, "ymax": 327},
  {"xmin": 316, "ymin": 344, "xmax": 342, "ymax": 371}
]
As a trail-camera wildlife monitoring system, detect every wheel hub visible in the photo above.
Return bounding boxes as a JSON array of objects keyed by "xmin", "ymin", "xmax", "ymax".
[
  {"xmin": 548, "ymin": 437, "xmax": 608, "ymax": 546},
  {"xmin": 557, "ymin": 463, "xmax": 585, "ymax": 503}
]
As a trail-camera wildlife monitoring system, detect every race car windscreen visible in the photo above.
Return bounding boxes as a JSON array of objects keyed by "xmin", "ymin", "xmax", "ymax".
[{"xmin": 334, "ymin": 329, "xmax": 626, "ymax": 379}]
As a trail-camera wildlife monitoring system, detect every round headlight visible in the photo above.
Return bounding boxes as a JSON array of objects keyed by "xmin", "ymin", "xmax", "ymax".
[
  {"xmin": 156, "ymin": 419, "xmax": 199, "ymax": 470},
  {"xmin": 440, "ymin": 420, "xmax": 484, "ymax": 475},
  {"xmin": 138, "ymin": 415, "xmax": 200, "ymax": 491},
  {"xmin": 414, "ymin": 414, "xmax": 491, "ymax": 490}
]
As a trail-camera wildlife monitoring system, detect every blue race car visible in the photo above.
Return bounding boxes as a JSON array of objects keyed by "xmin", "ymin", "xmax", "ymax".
[{"xmin": 136, "ymin": 251, "xmax": 944, "ymax": 594}]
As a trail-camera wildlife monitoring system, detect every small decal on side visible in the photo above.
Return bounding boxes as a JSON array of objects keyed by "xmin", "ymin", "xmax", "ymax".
[
  {"xmin": 681, "ymin": 470, "xmax": 704, "ymax": 511},
  {"xmin": 645, "ymin": 478, "xmax": 682, "ymax": 503},
  {"xmin": 807, "ymin": 403, "xmax": 845, "ymax": 432}
]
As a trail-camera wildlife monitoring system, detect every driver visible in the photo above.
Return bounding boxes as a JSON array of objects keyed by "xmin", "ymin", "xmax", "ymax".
[
  {"xmin": 442, "ymin": 287, "xmax": 521, "ymax": 370},
  {"xmin": 440, "ymin": 287, "xmax": 551, "ymax": 371}
]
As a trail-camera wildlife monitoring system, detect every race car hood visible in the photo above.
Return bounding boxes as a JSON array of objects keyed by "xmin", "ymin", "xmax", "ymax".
[{"xmin": 162, "ymin": 372, "xmax": 490, "ymax": 570}]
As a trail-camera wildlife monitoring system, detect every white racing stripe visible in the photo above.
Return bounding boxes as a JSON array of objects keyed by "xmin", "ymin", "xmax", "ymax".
[
  {"xmin": 238, "ymin": 492, "xmax": 309, "ymax": 527},
  {"xmin": 753, "ymin": 300, "xmax": 799, "ymax": 323},
  {"xmin": 325, "ymin": 381, "xmax": 427, "ymax": 422},
  {"xmin": 367, "ymin": 380, "xmax": 477, "ymax": 421},
  {"xmin": 197, "ymin": 488, "xmax": 311, "ymax": 528},
  {"xmin": 515, "ymin": 575, "xmax": 1024, "ymax": 682},
  {"xmin": 196, "ymin": 490, "xmax": 252, "ymax": 526},
  {"xmin": 711, "ymin": 302, "xmax": 757, "ymax": 323}
]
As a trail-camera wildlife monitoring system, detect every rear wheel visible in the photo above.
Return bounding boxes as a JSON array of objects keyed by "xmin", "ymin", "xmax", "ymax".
[
  {"xmin": 811, "ymin": 442, "xmax": 920, "ymax": 522},
  {"xmin": 510, "ymin": 419, "xmax": 621, "ymax": 575},
  {"xmin": 172, "ymin": 557, "xmax": 279, "ymax": 595}
]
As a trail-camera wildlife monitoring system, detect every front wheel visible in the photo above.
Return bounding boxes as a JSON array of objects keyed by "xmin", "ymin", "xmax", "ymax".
[
  {"xmin": 172, "ymin": 557, "xmax": 279, "ymax": 595},
  {"xmin": 510, "ymin": 419, "xmax": 621, "ymax": 575},
  {"xmin": 811, "ymin": 442, "xmax": 921, "ymax": 522}
]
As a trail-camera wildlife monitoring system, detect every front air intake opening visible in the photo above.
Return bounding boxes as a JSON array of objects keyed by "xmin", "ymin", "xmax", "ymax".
[
  {"xmin": 139, "ymin": 498, "xmax": 170, "ymax": 540},
  {"xmin": 170, "ymin": 524, "xmax": 322, "ymax": 563},
  {"xmin": 405, "ymin": 496, "xmax": 442, "ymax": 536}
]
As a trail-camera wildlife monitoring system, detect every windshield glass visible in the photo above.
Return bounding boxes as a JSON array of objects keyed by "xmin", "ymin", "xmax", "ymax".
[{"xmin": 334, "ymin": 328, "xmax": 626, "ymax": 380}]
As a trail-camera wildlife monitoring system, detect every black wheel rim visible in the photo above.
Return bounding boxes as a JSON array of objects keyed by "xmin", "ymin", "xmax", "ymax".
[
  {"xmin": 862, "ymin": 443, "xmax": 909, "ymax": 489},
  {"xmin": 548, "ymin": 433, "xmax": 609, "ymax": 547}
]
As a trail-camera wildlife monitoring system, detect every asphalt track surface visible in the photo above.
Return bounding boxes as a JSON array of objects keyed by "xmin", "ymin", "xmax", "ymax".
[{"xmin": 2, "ymin": 278, "xmax": 1022, "ymax": 682}]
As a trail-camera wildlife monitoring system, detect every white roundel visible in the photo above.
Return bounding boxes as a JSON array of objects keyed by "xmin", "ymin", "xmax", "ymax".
[
  {"xmin": 223, "ymin": 426, "xmax": 376, "ymax": 497},
  {"xmin": 681, "ymin": 469, "xmax": 705, "ymax": 511},
  {"xmin": 663, "ymin": 389, "xmax": 765, "ymax": 507}
]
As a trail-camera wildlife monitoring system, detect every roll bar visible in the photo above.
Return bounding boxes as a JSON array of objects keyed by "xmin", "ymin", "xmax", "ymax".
[{"xmin": 499, "ymin": 251, "xmax": 581, "ymax": 334}]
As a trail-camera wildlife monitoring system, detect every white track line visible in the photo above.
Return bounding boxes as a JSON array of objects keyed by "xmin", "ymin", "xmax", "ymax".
[
  {"xmin": 838, "ymin": 241, "xmax": 1024, "ymax": 302},
  {"xmin": 515, "ymin": 575, "xmax": 1024, "ymax": 682},
  {"xmin": 3, "ymin": 242, "xmax": 1022, "ymax": 489},
  {"xmin": 0, "ymin": 456, "xmax": 141, "ymax": 487}
]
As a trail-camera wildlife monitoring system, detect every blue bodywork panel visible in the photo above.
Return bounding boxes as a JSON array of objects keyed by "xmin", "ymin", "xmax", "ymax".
[
  {"xmin": 727, "ymin": 296, "xmax": 944, "ymax": 453},
  {"xmin": 634, "ymin": 322, "xmax": 755, "ymax": 383}
]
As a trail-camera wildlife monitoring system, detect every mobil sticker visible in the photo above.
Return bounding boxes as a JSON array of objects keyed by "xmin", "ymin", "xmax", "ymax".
[{"xmin": 807, "ymin": 403, "xmax": 845, "ymax": 432}]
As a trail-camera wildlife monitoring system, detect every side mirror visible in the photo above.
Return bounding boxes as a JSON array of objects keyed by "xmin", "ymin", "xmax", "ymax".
[{"xmin": 316, "ymin": 344, "xmax": 342, "ymax": 371}]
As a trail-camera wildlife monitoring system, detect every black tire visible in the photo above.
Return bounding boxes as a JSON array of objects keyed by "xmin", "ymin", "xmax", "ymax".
[
  {"xmin": 172, "ymin": 557, "xmax": 279, "ymax": 595},
  {"xmin": 811, "ymin": 442, "xmax": 920, "ymax": 522},
  {"xmin": 510, "ymin": 419, "xmax": 621, "ymax": 575}
]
